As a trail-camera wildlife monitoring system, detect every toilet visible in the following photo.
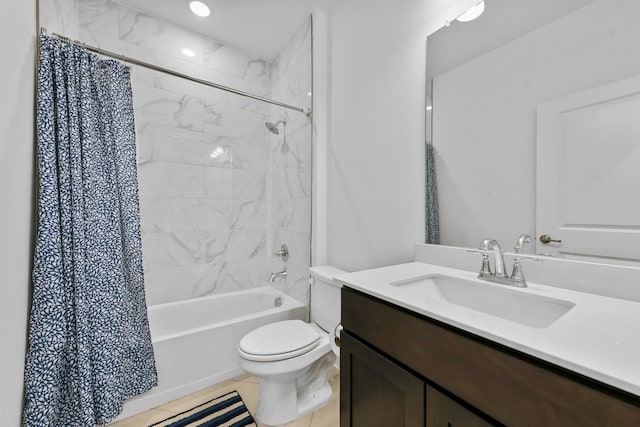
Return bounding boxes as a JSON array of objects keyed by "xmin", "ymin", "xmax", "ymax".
[{"xmin": 238, "ymin": 266, "xmax": 345, "ymax": 426}]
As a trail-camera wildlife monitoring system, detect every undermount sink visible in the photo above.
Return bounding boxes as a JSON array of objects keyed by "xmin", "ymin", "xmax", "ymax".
[{"xmin": 390, "ymin": 274, "xmax": 575, "ymax": 328}]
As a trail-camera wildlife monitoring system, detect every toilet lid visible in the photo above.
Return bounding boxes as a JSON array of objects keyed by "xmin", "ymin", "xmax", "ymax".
[{"xmin": 239, "ymin": 320, "xmax": 320, "ymax": 360}]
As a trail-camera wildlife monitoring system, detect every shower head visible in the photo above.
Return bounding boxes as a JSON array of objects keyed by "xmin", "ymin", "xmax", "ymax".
[
  {"xmin": 265, "ymin": 119, "xmax": 287, "ymax": 135},
  {"xmin": 265, "ymin": 122, "xmax": 279, "ymax": 134}
]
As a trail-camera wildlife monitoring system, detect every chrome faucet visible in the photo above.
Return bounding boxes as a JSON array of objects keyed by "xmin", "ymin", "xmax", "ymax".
[
  {"xmin": 479, "ymin": 239, "xmax": 508, "ymax": 278},
  {"xmin": 514, "ymin": 234, "xmax": 532, "ymax": 254},
  {"xmin": 268, "ymin": 269, "xmax": 287, "ymax": 282},
  {"xmin": 470, "ymin": 236, "xmax": 542, "ymax": 288}
]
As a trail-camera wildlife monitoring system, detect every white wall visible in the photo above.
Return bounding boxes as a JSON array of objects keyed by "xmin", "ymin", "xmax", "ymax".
[
  {"xmin": 0, "ymin": 0, "xmax": 36, "ymax": 424},
  {"xmin": 325, "ymin": 0, "xmax": 475, "ymax": 272},
  {"xmin": 433, "ymin": 0, "xmax": 640, "ymax": 249}
]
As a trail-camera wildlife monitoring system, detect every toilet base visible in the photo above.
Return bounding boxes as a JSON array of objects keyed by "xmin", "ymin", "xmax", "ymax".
[
  {"xmin": 254, "ymin": 352, "xmax": 335, "ymax": 426},
  {"xmin": 297, "ymin": 382, "xmax": 332, "ymax": 418}
]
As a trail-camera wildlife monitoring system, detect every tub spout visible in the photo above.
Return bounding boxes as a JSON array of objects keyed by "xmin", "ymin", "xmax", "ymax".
[{"xmin": 268, "ymin": 270, "xmax": 287, "ymax": 282}]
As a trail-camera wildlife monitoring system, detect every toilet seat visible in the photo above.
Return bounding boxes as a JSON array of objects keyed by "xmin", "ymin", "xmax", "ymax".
[{"xmin": 238, "ymin": 320, "xmax": 321, "ymax": 362}]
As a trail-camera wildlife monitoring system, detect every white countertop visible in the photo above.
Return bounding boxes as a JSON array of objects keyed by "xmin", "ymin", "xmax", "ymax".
[{"xmin": 335, "ymin": 261, "xmax": 640, "ymax": 397}]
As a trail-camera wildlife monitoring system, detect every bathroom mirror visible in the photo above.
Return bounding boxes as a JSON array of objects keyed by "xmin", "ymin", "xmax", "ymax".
[{"xmin": 426, "ymin": 0, "xmax": 640, "ymax": 265}]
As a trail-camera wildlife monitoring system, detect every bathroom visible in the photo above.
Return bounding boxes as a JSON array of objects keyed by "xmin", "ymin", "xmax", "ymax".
[{"xmin": 2, "ymin": 0, "xmax": 640, "ymax": 426}]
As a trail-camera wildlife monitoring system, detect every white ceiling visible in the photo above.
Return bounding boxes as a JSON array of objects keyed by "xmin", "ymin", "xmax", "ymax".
[
  {"xmin": 426, "ymin": 0, "xmax": 596, "ymax": 78},
  {"xmin": 114, "ymin": 0, "xmax": 333, "ymax": 59}
]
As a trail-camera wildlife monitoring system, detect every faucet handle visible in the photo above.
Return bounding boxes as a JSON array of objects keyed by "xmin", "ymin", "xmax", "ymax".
[
  {"xmin": 506, "ymin": 252, "xmax": 544, "ymax": 262},
  {"xmin": 467, "ymin": 249, "xmax": 493, "ymax": 278},
  {"xmin": 510, "ymin": 258, "xmax": 527, "ymax": 287},
  {"xmin": 508, "ymin": 253, "xmax": 542, "ymax": 288},
  {"xmin": 467, "ymin": 248, "xmax": 491, "ymax": 254},
  {"xmin": 274, "ymin": 244, "xmax": 289, "ymax": 262},
  {"xmin": 479, "ymin": 254, "xmax": 492, "ymax": 277}
]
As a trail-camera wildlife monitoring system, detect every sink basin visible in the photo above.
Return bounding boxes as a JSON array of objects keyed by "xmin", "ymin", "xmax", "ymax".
[{"xmin": 390, "ymin": 274, "xmax": 575, "ymax": 328}]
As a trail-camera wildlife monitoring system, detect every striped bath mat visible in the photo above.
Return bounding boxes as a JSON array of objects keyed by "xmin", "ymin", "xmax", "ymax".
[{"xmin": 148, "ymin": 390, "xmax": 257, "ymax": 427}]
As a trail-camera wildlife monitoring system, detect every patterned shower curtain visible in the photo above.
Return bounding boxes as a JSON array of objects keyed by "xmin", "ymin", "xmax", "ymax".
[
  {"xmin": 425, "ymin": 142, "xmax": 440, "ymax": 244},
  {"xmin": 23, "ymin": 35, "xmax": 157, "ymax": 426}
]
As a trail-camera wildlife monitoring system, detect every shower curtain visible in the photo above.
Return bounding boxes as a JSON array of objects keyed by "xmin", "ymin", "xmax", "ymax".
[
  {"xmin": 23, "ymin": 35, "xmax": 157, "ymax": 426},
  {"xmin": 425, "ymin": 142, "xmax": 440, "ymax": 244}
]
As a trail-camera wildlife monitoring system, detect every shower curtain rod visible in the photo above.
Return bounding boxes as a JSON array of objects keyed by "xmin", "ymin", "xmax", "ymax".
[{"xmin": 41, "ymin": 27, "xmax": 311, "ymax": 117}]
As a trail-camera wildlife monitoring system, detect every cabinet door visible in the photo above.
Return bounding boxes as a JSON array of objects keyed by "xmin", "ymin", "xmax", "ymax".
[
  {"xmin": 340, "ymin": 332, "xmax": 425, "ymax": 427},
  {"xmin": 427, "ymin": 386, "xmax": 497, "ymax": 427}
]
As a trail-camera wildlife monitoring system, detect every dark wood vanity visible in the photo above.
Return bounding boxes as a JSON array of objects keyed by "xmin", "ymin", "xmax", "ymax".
[{"xmin": 340, "ymin": 287, "xmax": 640, "ymax": 426}]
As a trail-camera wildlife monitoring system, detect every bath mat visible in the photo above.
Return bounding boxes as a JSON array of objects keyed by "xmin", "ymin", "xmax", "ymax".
[{"xmin": 148, "ymin": 390, "xmax": 257, "ymax": 427}]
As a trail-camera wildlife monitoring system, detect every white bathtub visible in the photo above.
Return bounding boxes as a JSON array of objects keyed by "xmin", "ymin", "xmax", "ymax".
[{"xmin": 117, "ymin": 286, "xmax": 307, "ymax": 420}]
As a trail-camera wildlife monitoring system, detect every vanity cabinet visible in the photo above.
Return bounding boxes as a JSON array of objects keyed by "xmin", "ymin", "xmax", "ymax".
[
  {"xmin": 340, "ymin": 332, "xmax": 424, "ymax": 427},
  {"xmin": 340, "ymin": 287, "xmax": 640, "ymax": 427},
  {"xmin": 426, "ymin": 386, "xmax": 495, "ymax": 427},
  {"xmin": 341, "ymin": 331, "xmax": 494, "ymax": 427}
]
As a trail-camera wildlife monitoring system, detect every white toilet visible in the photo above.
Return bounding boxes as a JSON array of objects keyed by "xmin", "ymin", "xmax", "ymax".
[{"xmin": 238, "ymin": 266, "xmax": 345, "ymax": 426}]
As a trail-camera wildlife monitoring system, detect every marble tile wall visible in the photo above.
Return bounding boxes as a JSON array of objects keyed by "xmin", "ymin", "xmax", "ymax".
[
  {"xmin": 40, "ymin": 0, "xmax": 313, "ymax": 307},
  {"xmin": 39, "ymin": 0, "xmax": 80, "ymax": 39},
  {"xmin": 268, "ymin": 20, "xmax": 314, "ymax": 305},
  {"xmin": 76, "ymin": 0, "xmax": 277, "ymax": 306}
]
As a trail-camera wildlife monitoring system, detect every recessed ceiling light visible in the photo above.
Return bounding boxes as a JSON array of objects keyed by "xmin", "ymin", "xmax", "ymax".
[
  {"xmin": 181, "ymin": 47, "xmax": 196, "ymax": 57},
  {"xmin": 189, "ymin": 1, "xmax": 210, "ymax": 17},
  {"xmin": 456, "ymin": 1, "xmax": 485, "ymax": 23}
]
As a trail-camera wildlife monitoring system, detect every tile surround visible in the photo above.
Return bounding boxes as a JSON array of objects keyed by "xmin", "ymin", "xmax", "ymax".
[
  {"xmin": 78, "ymin": 0, "xmax": 118, "ymax": 39},
  {"xmin": 118, "ymin": 7, "xmax": 205, "ymax": 62},
  {"xmin": 41, "ymin": 0, "xmax": 313, "ymax": 306},
  {"xmin": 133, "ymin": 84, "xmax": 205, "ymax": 132},
  {"xmin": 270, "ymin": 20, "xmax": 313, "ymax": 304},
  {"xmin": 40, "ymin": 0, "xmax": 80, "ymax": 39}
]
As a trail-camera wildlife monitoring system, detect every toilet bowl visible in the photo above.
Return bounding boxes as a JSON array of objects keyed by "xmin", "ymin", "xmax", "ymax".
[{"xmin": 237, "ymin": 266, "xmax": 345, "ymax": 426}]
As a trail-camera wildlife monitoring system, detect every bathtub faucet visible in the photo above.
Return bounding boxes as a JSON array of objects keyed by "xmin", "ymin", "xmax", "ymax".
[{"xmin": 268, "ymin": 269, "xmax": 287, "ymax": 282}]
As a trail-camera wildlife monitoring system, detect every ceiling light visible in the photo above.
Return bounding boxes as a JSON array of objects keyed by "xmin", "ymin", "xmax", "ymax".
[
  {"xmin": 456, "ymin": 1, "xmax": 485, "ymax": 23},
  {"xmin": 189, "ymin": 1, "xmax": 210, "ymax": 17},
  {"xmin": 210, "ymin": 146, "xmax": 225, "ymax": 159},
  {"xmin": 181, "ymin": 48, "xmax": 196, "ymax": 57}
]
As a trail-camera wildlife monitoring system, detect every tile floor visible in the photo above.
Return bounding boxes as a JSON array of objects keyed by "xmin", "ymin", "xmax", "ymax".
[{"xmin": 110, "ymin": 368, "xmax": 340, "ymax": 427}]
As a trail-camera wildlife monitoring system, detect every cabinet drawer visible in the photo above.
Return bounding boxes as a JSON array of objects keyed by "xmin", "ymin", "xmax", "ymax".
[{"xmin": 342, "ymin": 287, "xmax": 640, "ymax": 426}]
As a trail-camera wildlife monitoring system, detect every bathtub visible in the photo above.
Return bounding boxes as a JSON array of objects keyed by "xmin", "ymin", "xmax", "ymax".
[{"xmin": 117, "ymin": 286, "xmax": 307, "ymax": 420}]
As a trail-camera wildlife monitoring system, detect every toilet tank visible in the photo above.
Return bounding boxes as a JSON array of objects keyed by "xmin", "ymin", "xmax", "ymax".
[{"xmin": 310, "ymin": 266, "xmax": 347, "ymax": 332}]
